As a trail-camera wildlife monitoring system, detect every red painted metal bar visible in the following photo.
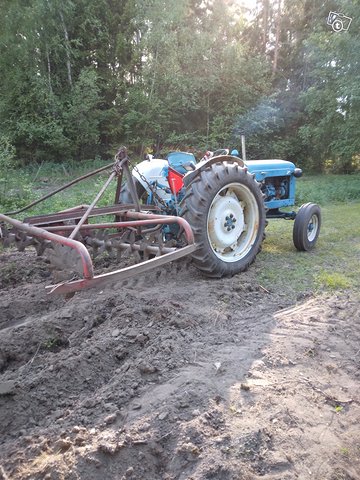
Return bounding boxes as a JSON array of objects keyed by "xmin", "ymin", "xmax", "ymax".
[
  {"xmin": 0, "ymin": 214, "xmax": 94, "ymax": 280},
  {"xmin": 43, "ymin": 216, "xmax": 193, "ymax": 236},
  {"xmin": 123, "ymin": 211, "xmax": 195, "ymax": 244}
]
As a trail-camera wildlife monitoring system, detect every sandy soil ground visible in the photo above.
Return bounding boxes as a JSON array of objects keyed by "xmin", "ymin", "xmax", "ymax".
[{"xmin": 0, "ymin": 250, "xmax": 359, "ymax": 480}]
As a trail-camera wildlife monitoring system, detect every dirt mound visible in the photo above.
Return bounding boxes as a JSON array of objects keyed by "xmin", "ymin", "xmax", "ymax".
[{"xmin": 0, "ymin": 250, "xmax": 359, "ymax": 479}]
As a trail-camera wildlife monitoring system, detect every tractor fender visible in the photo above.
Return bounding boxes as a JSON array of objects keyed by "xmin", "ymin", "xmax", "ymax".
[{"xmin": 183, "ymin": 155, "xmax": 246, "ymax": 188}]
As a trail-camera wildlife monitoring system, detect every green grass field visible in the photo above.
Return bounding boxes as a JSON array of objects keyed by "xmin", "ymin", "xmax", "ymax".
[
  {"xmin": 257, "ymin": 202, "xmax": 360, "ymax": 294},
  {"xmin": 257, "ymin": 173, "xmax": 360, "ymax": 294},
  {"xmin": 1, "ymin": 161, "xmax": 359, "ymax": 295}
]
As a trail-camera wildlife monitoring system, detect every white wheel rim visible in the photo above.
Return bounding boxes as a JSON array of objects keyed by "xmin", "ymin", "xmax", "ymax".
[
  {"xmin": 307, "ymin": 214, "xmax": 319, "ymax": 242},
  {"xmin": 207, "ymin": 182, "xmax": 260, "ymax": 262}
]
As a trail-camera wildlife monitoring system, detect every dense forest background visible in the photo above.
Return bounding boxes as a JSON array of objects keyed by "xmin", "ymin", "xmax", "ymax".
[{"xmin": 0, "ymin": 0, "xmax": 359, "ymax": 172}]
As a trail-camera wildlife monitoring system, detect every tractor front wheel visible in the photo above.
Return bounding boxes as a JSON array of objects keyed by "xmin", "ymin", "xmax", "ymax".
[
  {"xmin": 181, "ymin": 161, "xmax": 266, "ymax": 277},
  {"xmin": 293, "ymin": 202, "xmax": 321, "ymax": 251}
]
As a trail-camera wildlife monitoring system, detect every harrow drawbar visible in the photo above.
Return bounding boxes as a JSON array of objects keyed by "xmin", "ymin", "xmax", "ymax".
[{"xmin": 0, "ymin": 147, "xmax": 197, "ymax": 296}]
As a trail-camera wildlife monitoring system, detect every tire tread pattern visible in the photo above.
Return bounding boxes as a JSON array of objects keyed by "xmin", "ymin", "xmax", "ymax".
[{"xmin": 181, "ymin": 162, "xmax": 266, "ymax": 278}]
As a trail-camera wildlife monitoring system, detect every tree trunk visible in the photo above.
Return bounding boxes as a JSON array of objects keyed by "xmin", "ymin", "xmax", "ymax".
[
  {"xmin": 59, "ymin": 10, "xmax": 72, "ymax": 88},
  {"xmin": 262, "ymin": 0, "xmax": 269, "ymax": 53},
  {"xmin": 46, "ymin": 47, "xmax": 53, "ymax": 95},
  {"xmin": 272, "ymin": 0, "xmax": 282, "ymax": 77}
]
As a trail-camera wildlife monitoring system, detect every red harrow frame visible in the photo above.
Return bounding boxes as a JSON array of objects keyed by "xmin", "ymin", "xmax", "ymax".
[{"xmin": 0, "ymin": 147, "xmax": 196, "ymax": 295}]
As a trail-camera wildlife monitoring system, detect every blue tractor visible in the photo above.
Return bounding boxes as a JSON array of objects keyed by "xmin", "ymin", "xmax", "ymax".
[{"xmin": 121, "ymin": 148, "xmax": 321, "ymax": 277}]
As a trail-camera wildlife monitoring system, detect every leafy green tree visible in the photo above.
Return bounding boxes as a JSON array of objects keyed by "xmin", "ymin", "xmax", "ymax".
[
  {"xmin": 63, "ymin": 68, "xmax": 101, "ymax": 158},
  {"xmin": 0, "ymin": 0, "xmax": 139, "ymax": 162},
  {"xmin": 0, "ymin": 0, "xmax": 358, "ymax": 170},
  {"xmin": 122, "ymin": 0, "xmax": 271, "ymax": 155},
  {"xmin": 298, "ymin": 0, "xmax": 360, "ymax": 171}
]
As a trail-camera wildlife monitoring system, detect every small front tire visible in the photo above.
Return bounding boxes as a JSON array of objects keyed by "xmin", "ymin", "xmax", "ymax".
[{"xmin": 293, "ymin": 202, "xmax": 321, "ymax": 251}]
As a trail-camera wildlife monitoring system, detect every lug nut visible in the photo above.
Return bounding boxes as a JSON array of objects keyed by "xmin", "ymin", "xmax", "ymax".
[{"xmin": 231, "ymin": 225, "xmax": 235, "ymax": 229}]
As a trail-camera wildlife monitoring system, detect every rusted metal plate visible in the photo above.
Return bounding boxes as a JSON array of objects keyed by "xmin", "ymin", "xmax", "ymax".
[{"xmin": 46, "ymin": 244, "xmax": 197, "ymax": 295}]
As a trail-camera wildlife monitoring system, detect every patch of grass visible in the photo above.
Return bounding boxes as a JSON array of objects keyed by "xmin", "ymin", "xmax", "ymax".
[
  {"xmin": 42, "ymin": 337, "xmax": 69, "ymax": 352},
  {"xmin": 0, "ymin": 157, "xmax": 119, "ymax": 214},
  {"xmin": 315, "ymin": 271, "xmax": 352, "ymax": 290},
  {"xmin": 0, "ymin": 262, "xmax": 18, "ymax": 287},
  {"xmin": 43, "ymin": 338, "xmax": 59, "ymax": 350},
  {"xmin": 2, "ymin": 160, "xmax": 360, "ymax": 214},
  {"xmin": 256, "ymin": 202, "xmax": 360, "ymax": 295},
  {"xmin": 28, "ymin": 157, "xmax": 118, "ymax": 213},
  {"xmin": 296, "ymin": 173, "xmax": 360, "ymax": 205},
  {"xmin": 0, "ymin": 171, "xmax": 34, "ymax": 212},
  {"xmin": 24, "ymin": 156, "xmax": 108, "ymax": 183},
  {"xmin": 339, "ymin": 447, "xmax": 349, "ymax": 456}
]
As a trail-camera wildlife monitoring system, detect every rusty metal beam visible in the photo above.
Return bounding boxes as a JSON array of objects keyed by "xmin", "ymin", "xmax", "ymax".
[
  {"xmin": 45, "ymin": 244, "xmax": 197, "ymax": 295},
  {"xmin": 23, "ymin": 204, "xmax": 159, "ymax": 226}
]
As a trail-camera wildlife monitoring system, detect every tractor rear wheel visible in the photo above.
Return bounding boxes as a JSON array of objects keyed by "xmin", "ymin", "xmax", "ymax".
[{"xmin": 181, "ymin": 161, "xmax": 266, "ymax": 277}]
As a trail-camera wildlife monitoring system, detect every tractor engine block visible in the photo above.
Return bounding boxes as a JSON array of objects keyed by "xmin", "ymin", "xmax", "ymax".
[{"xmin": 261, "ymin": 176, "xmax": 290, "ymax": 202}]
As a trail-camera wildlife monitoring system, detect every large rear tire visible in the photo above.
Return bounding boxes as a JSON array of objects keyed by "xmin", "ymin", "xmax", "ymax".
[{"xmin": 181, "ymin": 161, "xmax": 266, "ymax": 277}]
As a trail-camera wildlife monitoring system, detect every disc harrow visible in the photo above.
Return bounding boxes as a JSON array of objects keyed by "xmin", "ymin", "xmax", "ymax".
[{"xmin": 0, "ymin": 147, "xmax": 196, "ymax": 295}]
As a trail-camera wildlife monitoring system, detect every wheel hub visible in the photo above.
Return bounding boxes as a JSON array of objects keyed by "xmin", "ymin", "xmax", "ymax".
[
  {"xmin": 307, "ymin": 214, "xmax": 318, "ymax": 241},
  {"xmin": 208, "ymin": 194, "xmax": 245, "ymax": 251},
  {"xmin": 224, "ymin": 213, "xmax": 237, "ymax": 230}
]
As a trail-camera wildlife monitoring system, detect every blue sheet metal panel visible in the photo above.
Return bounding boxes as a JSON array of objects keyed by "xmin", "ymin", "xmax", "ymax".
[
  {"xmin": 288, "ymin": 174, "xmax": 296, "ymax": 205},
  {"xmin": 264, "ymin": 197, "xmax": 295, "ymax": 209},
  {"xmin": 245, "ymin": 159, "xmax": 296, "ymax": 180}
]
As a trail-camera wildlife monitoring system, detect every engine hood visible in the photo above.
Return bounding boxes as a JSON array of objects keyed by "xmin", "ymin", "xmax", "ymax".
[{"xmin": 245, "ymin": 159, "xmax": 300, "ymax": 180}]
